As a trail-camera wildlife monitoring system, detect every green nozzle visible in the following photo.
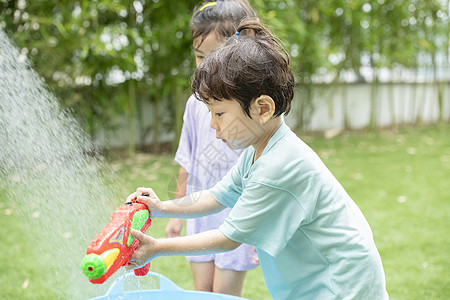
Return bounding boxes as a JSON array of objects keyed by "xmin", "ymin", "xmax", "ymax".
[{"xmin": 81, "ymin": 254, "xmax": 106, "ymax": 279}]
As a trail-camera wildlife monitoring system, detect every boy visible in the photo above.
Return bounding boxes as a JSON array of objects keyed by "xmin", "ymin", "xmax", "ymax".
[{"xmin": 126, "ymin": 19, "xmax": 388, "ymax": 299}]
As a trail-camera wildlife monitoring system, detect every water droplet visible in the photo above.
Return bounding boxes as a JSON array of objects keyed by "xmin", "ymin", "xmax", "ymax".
[
  {"xmin": 351, "ymin": 173, "xmax": 363, "ymax": 180},
  {"xmin": 22, "ymin": 279, "xmax": 29, "ymax": 289},
  {"xmin": 397, "ymin": 196, "xmax": 407, "ymax": 203},
  {"xmin": 63, "ymin": 232, "xmax": 73, "ymax": 239},
  {"xmin": 407, "ymin": 147, "xmax": 417, "ymax": 155}
]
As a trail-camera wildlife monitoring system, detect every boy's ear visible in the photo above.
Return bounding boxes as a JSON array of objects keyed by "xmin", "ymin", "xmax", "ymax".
[{"xmin": 253, "ymin": 95, "xmax": 275, "ymax": 124}]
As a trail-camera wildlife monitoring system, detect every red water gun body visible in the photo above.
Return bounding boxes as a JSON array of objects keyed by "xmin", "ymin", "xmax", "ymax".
[{"xmin": 81, "ymin": 195, "xmax": 151, "ymax": 284}]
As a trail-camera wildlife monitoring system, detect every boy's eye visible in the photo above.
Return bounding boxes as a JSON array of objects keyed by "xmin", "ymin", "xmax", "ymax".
[
  {"xmin": 196, "ymin": 55, "xmax": 204, "ymax": 60},
  {"xmin": 215, "ymin": 112, "xmax": 224, "ymax": 117}
]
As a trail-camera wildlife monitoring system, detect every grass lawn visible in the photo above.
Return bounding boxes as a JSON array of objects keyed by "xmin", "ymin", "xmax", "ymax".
[{"xmin": 1, "ymin": 123, "xmax": 449, "ymax": 299}]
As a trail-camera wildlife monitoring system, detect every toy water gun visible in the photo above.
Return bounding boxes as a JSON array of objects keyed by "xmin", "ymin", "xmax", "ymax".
[{"xmin": 80, "ymin": 193, "xmax": 152, "ymax": 284}]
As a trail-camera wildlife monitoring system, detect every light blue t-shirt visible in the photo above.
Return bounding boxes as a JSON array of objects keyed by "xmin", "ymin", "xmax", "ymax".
[{"xmin": 210, "ymin": 122, "xmax": 388, "ymax": 299}]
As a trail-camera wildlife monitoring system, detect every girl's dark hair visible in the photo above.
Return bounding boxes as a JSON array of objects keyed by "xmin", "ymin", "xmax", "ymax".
[
  {"xmin": 191, "ymin": 19, "xmax": 294, "ymax": 117},
  {"xmin": 191, "ymin": 0, "xmax": 257, "ymax": 46}
]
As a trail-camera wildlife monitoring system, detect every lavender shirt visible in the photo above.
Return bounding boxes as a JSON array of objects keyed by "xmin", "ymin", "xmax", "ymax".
[
  {"xmin": 175, "ymin": 95, "xmax": 257, "ymax": 270},
  {"xmin": 175, "ymin": 95, "xmax": 241, "ymax": 196}
]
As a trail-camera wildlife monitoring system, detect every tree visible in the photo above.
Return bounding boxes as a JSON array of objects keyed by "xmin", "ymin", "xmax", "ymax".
[
  {"xmin": 1, "ymin": 0, "xmax": 196, "ymax": 155},
  {"xmin": 1, "ymin": 0, "xmax": 447, "ymax": 149}
]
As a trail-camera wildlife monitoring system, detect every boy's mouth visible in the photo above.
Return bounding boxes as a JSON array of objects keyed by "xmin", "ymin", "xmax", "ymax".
[{"xmin": 216, "ymin": 135, "xmax": 227, "ymax": 143}]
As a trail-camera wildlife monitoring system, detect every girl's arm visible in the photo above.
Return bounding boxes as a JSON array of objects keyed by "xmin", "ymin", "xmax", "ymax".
[
  {"xmin": 125, "ymin": 229, "xmax": 241, "ymax": 269},
  {"xmin": 127, "ymin": 187, "xmax": 225, "ymax": 219},
  {"xmin": 165, "ymin": 166, "xmax": 188, "ymax": 237}
]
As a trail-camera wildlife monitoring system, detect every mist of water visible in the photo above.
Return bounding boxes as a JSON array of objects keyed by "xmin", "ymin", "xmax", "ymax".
[{"xmin": 0, "ymin": 29, "xmax": 133, "ymax": 298}]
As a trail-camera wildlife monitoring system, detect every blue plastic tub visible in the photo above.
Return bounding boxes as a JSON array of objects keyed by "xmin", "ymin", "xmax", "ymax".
[{"xmin": 91, "ymin": 271, "xmax": 248, "ymax": 300}]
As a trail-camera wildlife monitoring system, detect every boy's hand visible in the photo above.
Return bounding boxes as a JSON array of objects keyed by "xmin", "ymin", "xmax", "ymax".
[
  {"xmin": 126, "ymin": 187, "xmax": 163, "ymax": 217},
  {"xmin": 125, "ymin": 229, "xmax": 158, "ymax": 270}
]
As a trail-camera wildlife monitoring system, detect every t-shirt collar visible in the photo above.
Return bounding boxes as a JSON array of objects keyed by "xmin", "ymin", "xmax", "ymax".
[{"xmin": 259, "ymin": 121, "xmax": 290, "ymax": 157}]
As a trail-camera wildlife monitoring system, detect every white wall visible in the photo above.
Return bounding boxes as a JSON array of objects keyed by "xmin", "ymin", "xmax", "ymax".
[{"xmin": 286, "ymin": 82, "xmax": 450, "ymax": 132}]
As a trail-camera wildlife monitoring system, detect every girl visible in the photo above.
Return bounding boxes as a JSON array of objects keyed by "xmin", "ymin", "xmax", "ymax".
[
  {"xmin": 164, "ymin": 0, "xmax": 258, "ymax": 296},
  {"xmin": 127, "ymin": 19, "xmax": 388, "ymax": 299}
]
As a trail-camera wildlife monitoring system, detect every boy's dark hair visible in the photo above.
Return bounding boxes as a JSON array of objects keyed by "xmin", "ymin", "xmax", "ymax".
[
  {"xmin": 191, "ymin": 19, "xmax": 294, "ymax": 117},
  {"xmin": 191, "ymin": 0, "xmax": 257, "ymax": 47}
]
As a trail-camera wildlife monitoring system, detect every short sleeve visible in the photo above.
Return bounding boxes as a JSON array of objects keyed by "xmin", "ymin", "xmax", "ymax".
[
  {"xmin": 174, "ymin": 96, "xmax": 195, "ymax": 171},
  {"xmin": 209, "ymin": 161, "xmax": 243, "ymax": 208},
  {"xmin": 219, "ymin": 180, "xmax": 312, "ymax": 257}
]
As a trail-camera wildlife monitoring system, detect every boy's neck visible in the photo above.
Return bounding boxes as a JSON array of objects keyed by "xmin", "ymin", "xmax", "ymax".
[{"xmin": 253, "ymin": 117, "xmax": 283, "ymax": 162}]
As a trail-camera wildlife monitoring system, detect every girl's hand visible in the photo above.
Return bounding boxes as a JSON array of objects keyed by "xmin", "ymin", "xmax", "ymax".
[
  {"xmin": 252, "ymin": 247, "xmax": 260, "ymax": 265},
  {"xmin": 165, "ymin": 219, "xmax": 183, "ymax": 238},
  {"xmin": 126, "ymin": 187, "xmax": 163, "ymax": 217},
  {"xmin": 125, "ymin": 229, "xmax": 158, "ymax": 270}
]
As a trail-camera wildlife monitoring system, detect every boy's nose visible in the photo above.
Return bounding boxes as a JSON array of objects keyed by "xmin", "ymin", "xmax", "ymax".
[{"xmin": 210, "ymin": 116, "xmax": 219, "ymax": 131}]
